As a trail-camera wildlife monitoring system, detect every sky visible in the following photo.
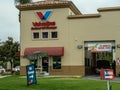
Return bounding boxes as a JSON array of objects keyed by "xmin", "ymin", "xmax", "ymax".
[{"xmin": 0, "ymin": 0, "xmax": 120, "ymax": 42}]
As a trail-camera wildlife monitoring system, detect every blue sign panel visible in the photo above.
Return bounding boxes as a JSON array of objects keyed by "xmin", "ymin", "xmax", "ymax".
[{"xmin": 26, "ymin": 64, "xmax": 37, "ymax": 85}]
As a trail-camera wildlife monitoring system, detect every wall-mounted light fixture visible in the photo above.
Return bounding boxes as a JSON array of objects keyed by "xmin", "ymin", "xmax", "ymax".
[
  {"xmin": 117, "ymin": 44, "xmax": 120, "ymax": 48},
  {"xmin": 77, "ymin": 45, "xmax": 83, "ymax": 49}
]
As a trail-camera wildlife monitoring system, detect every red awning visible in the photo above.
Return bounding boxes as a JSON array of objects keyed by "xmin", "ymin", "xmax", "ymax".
[{"xmin": 24, "ymin": 47, "xmax": 64, "ymax": 56}]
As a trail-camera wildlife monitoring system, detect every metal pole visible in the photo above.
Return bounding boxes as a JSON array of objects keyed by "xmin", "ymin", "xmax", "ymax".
[
  {"xmin": 107, "ymin": 80, "xmax": 112, "ymax": 90},
  {"xmin": 107, "ymin": 80, "xmax": 110, "ymax": 90}
]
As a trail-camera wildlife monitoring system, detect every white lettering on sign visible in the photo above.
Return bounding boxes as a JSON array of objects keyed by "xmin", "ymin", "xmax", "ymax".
[
  {"xmin": 98, "ymin": 45, "xmax": 111, "ymax": 49},
  {"xmin": 105, "ymin": 71, "xmax": 113, "ymax": 75},
  {"xmin": 108, "ymin": 72, "xmax": 113, "ymax": 75},
  {"xmin": 29, "ymin": 75, "xmax": 34, "ymax": 78},
  {"xmin": 105, "ymin": 76, "xmax": 113, "ymax": 79},
  {"xmin": 28, "ymin": 71, "xmax": 34, "ymax": 74},
  {"xmin": 29, "ymin": 67, "xmax": 32, "ymax": 70}
]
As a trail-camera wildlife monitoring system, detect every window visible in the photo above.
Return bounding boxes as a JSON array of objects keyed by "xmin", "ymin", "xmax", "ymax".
[
  {"xmin": 33, "ymin": 32, "xmax": 39, "ymax": 39},
  {"xmin": 51, "ymin": 31, "xmax": 57, "ymax": 38},
  {"xmin": 42, "ymin": 32, "xmax": 48, "ymax": 38},
  {"xmin": 32, "ymin": 31, "xmax": 58, "ymax": 40},
  {"xmin": 53, "ymin": 56, "xmax": 61, "ymax": 69}
]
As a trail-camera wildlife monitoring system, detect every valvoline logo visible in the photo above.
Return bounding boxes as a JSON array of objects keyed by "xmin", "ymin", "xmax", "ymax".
[{"xmin": 36, "ymin": 10, "xmax": 52, "ymax": 21}]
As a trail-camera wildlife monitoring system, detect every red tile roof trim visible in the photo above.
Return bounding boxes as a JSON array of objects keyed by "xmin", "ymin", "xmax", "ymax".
[{"xmin": 16, "ymin": 1, "xmax": 81, "ymax": 15}]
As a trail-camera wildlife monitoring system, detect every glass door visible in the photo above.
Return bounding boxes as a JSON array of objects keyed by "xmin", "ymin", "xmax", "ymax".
[{"xmin": 42, "ymin": 57, "xmax": 49, "ymax": 73}]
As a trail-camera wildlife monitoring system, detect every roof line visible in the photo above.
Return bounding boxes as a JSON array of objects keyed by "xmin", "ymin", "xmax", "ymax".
[
  {"xmin": 98, "ymin": 6, "xmax": 120, "ymax": 12},
  {"xmin": 68, "ymin": 14, "xmax": 101, "ymax": 19},
  {"xmin": 68, "ymin": 6, "xmax": 120, "ymax": 19},
  {"xmin": 16, "ymin": 1, "xmax": 81, "ymax": 15}
]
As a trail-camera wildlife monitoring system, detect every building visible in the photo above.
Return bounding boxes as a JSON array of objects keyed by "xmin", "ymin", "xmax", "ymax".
[{"xmin": 16, "ymin": 0, "xmax": 120, "ymax": 76}]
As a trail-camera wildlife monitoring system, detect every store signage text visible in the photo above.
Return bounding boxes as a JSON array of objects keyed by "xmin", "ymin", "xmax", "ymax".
[
  {"xmin": 88, "ymin": 43, "xmax": 112, "ymax": 52},
  {"xmin": 31, "ymin": 10, "xmax": 57, "ymax": 30},
  {"xmin": 98, "ymin": 45, "xmax": 111, "ymax": 49},
  {"xmin": 31, "ymin": 21, "xmax": 57, "ymax": 30}
]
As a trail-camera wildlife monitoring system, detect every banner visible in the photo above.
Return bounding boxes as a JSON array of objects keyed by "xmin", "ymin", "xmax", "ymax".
[
  {"xmin": 26, "ymin": 64, "xmax": 37, "ymax": 85},
  {"xmin": 104, "ymin": 69, "xmax": 114, "ymax": 80},
  {"xmin": 100, "ymin": 69, "xmax": 114, "ymax": 80},
  {"xmin": 88, "ymin": 43, "xmax": 112, "ymax": 52}
]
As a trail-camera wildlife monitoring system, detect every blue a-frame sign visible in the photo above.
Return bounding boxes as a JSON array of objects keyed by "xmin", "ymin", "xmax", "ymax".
[{"xmin": 26, "ymin": 64, "xmax": 37, "ymax": 85}]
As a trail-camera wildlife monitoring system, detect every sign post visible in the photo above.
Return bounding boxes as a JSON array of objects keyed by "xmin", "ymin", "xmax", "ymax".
[
  {"xmin": 26, "ymin": 64, "xmax": 37, "ymax": 86},
  {"xmin": 107, "ymin": 80, "xmax": 111, "ymax": 90},
  {"xmin": 100, "ymin": 69, "xmax": 114, "ymax": 90}
]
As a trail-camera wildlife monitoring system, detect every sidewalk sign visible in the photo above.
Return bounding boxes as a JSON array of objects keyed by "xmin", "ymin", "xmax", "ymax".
[
  {"xmin": 26, "ymin": 64, "xmax": 37, "ymax": 86},
  {"xmin": 100, "ymin": 69, "xmax": 114, "ymax": 90}
]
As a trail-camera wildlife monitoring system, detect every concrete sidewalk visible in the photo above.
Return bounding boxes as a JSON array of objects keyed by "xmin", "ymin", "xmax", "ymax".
[
  {"xmin": 0, "ymin": 75, "xmax": 11, "ymax": 78},
  {"xmin": 3, "ymin": 74, "xmax": 119, "ymax": 83},
  {"xmin": 84, "ymin": 75, "xmax": 120, "ymax": 82}
]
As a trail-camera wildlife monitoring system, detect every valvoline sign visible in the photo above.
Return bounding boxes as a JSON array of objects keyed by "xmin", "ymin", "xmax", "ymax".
[
  {"xmin": 36, "ymin": 10, "xmax": 52, "ymax": 21},
  {"xmin": 31, "ymin": 10, "xmax": 57, "ymax": 30},
  {"xmin": 26, "ymin": 64, "xmax": 37, "ymax": 85}
]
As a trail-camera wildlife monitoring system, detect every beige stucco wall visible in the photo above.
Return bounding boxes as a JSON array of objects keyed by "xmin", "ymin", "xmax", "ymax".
[
  {"xmin": 68, "ymin": 11, "xmax": 120, "ymax": 65},
  {"xmin": 68, "ymin": 11, "xmax": 120, "ymax": 41},
  {"xmin": 20, "ymin": 8, "xmax": 76, "ymax": 66},
  {"xmin": 20, "ymin": 7, "xmax": 120, "ymax": 71}
]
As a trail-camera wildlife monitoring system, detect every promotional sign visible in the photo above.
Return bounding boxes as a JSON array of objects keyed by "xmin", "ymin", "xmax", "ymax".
[
  {"xmin": 104, "ymin": 69, "xmax": 114, "ymax": 80},
  {"xmin": 100, "ymin": 69, "xmax": 114, "ymax": 80},
  {"xmin": 100, "ymin": 69, "xmax": 114, "ymax": 90},
  {"xmin": 26, "ymin": 64, "xmax": 37, "ymax": 85},
  {"xmin": 88, "ymin": 43, "xmax": 112, "ymax": 52}
]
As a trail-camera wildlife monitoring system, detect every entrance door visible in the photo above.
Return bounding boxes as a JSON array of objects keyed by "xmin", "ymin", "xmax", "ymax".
[{"xmin": 42, "ymin": 57, "xmax": 49, "ymax": 73}]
